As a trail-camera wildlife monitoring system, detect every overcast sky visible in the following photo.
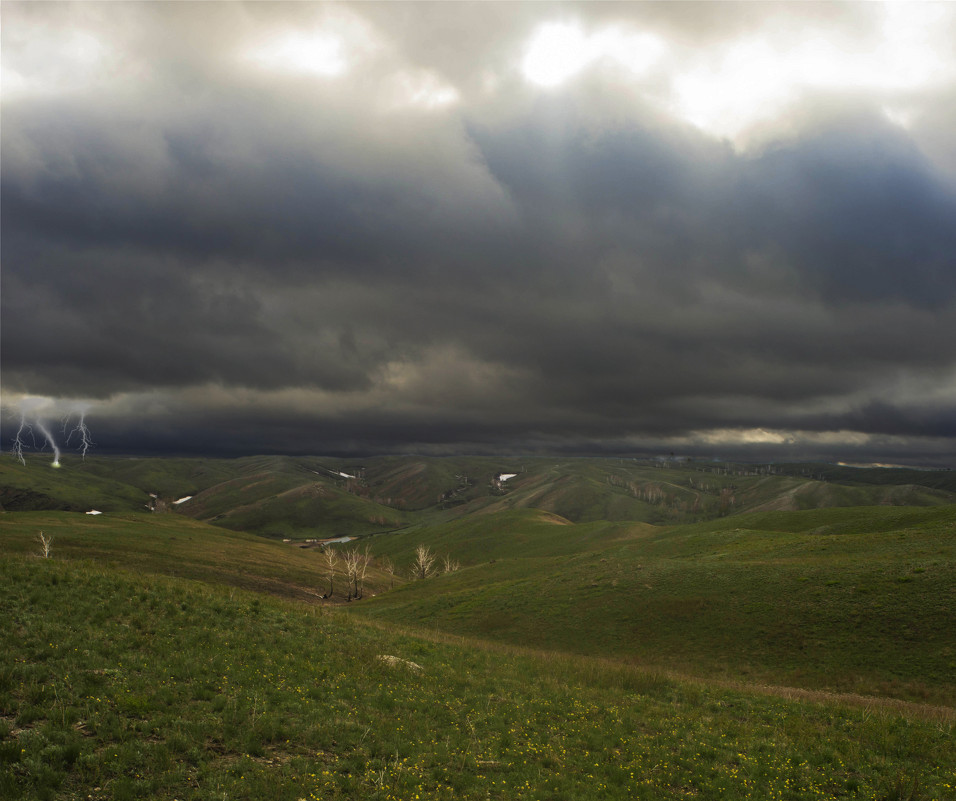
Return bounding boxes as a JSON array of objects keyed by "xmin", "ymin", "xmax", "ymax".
[{"xmin": 2, "ymin": 1, "xmax": 955, "ymax": 464}]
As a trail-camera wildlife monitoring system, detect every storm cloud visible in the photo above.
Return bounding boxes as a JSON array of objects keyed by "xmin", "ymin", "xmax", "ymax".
[{"xmin": 2, "ymin": 1, "xmax": 955, "ymax": 464}]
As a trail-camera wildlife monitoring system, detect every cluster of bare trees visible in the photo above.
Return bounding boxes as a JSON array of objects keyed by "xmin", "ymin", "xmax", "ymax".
[
  {"xmin": 442, "ymin": 554, "xmax": 461, "ymax": 573},
  {"xmin": 319, "ymin": 542, "xmax": 461, "ymax": 601},
  {"xmin": 343, "ymin": 546, "xmax": 371, "ymax": 600},
  {"xmin": 411, "ymin": 544, "xmax": 459, "ymax": 579},
  {"xmin": 321, "ymin": 544, "xmax": 372, "ymax": 601}
]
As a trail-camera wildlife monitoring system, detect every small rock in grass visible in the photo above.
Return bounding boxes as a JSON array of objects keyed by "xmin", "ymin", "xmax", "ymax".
[{"xmin": 377, "ymin": 654, "xmax": 423, "ymax": 672}]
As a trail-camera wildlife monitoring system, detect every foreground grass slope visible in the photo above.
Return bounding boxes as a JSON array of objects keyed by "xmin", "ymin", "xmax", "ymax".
[
  {"xmin": 358, "ymin": 505, "xmax": 956, "ymax": 706},
  {"xmin": 3, "ymin": 556, "xmax": 953, "ymax": 801}
]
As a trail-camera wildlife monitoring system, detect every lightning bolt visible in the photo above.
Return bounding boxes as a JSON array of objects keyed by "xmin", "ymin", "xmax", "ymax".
[
  {"xmin": 64, "ymin": 411, "xmax": 94, "ymax": 459},
  {"xmin": 11, "ymin": 414, "xmax": 33, "ymax": 466},
  {"xmin": 9, "ymin": 398, "xmax": 93, "ymax": 468}
]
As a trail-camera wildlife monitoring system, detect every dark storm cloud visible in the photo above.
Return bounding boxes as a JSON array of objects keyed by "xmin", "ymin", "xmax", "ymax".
[
  {"xmin": 2, "ymin": 1, "xmax": 955, "ymax": 461},
  {"xmin": 737, "ymin": 119, "xmax": 956, "ymax": 308},
  {"xmin": 1, "ymin": 95, "xmax": 511, "ymax": 272}
]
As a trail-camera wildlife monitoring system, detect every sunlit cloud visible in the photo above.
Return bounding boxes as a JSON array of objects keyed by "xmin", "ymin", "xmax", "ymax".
[
  {"xmin": 1, "ymin": 25, "xmax": 115, "ymax": 100},
  {"xmin": 879, "ymin": 0, "xmax": 955, "ymax": 89},
  {"xmin": 241, "ymin": 6, "xmax": 381, "ymax": 80},
  {"xmin": 521, "ymin": 21, "xmax": 665, "ymax": 88},
  {"xmin": 518, "ymin": 5, "xmax": 956, "ymax": 145},
  {"xmin": 669, "ymin": 2, "xmax": 956, "ymax": 143},
  {"xmin": 245, "ymin": 30, "xmax": 347, "ymax": 77},
  {"xmin": 690, "ymin": 428, "xmax": 874, "ymax": 448},
  {"xmin": 882, "ymin": 105, "xmax": 917, "ymax": 130},
  {"xmin": 522, "ymin": 22, "xmax": 592, "ymax": 87},
  {"xmin": 671, "ymin": 39, "xmax": 796, "ymax": 142},
  {"xmin": 385, "ymin": 69, "xmax": 460, "ymax": 111},
  {"xmin": 595, "ymin": 28, "xmax": 667, "ymax": 78}
]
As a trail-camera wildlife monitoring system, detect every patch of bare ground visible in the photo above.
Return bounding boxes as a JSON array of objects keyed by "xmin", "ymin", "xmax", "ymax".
[
  {"xmin": 704, "ymin": 679, "xmax": 956, "ymax": 724},
  {"xmin": 1, "ymin": 713, "xmax": 28, "ymax": 738},
  {"xmin": 277, "ymin": 483, "xmax": 331, "ymax": 500},
  {"xmin": 207, "ymin": 573, "xmax": 330, "ymax": 604},
  {"xmin": 535, "ymin": 510, "xmax": 573, "ymax": 525},
  {"xmin": 750, "ymin": 485, "xmax": 803, "ymax": 513}
]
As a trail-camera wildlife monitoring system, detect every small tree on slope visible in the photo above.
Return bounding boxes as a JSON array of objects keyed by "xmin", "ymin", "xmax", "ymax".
[
  {"xmin": 412, "ymin": 544, "xmax": 435, "ymax": 580},
  {"xmin": 322, "ymin": 546, "xmax": 338, "ymax": 599}
]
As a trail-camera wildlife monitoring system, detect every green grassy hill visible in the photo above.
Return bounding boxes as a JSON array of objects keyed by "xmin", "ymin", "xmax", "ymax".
[
  {"xmin": 4, "ymin": 455, "xmax": 956, "ymax": 539},
  {"xmin": 356, "ymin": 505, "xmax": 956, "ymax": 707},
  {"xmin": 4, "ymin": 456, "xmax": 955, "ymax": 708},
  {"xmin": 771, "ymin": 462, "xmax": 956, "ymax": 491},
  {"xmin": 444, "ymin": 459, "xmax": 956, "ymax": 523},
  {"xmin": 361, "ymin": 507, "xmax": 650, "ymax": 567},
  {"xmin": 0, "ymin": 457, "xmax": 150, "ymax": 514},
  {"xmin": 356, "ymin": 456, "xmax": 504, "ymax": 510},
  {"xmin": 1, "ymin": 456, "xmax": 415, "ymax": 541},
  {"xmin": 71, "ymin": 455, "xmax": 253, "ymax": 500},
  {"xmin": 170, "ymin": 458, "xmax": 410, "ymax": 540},
  {"xmin": 3, "ymin": 550, "xmax": 954, "ymax": 801},
  {"xmin": 0, "ymin": 511, "xmax": 335, "ymax": 601}
]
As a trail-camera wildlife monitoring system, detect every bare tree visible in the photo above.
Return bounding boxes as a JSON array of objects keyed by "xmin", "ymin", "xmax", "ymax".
[
  {"xmin": 342, "ymin": 545, "xmax": 372, "ymax": 601},
  {"xmin": 321, "ymin": 546, "xmax": 339, "ymax": 599},
  {"xmin": 355, "ymin": 545, "xmax": 371, "ymax": 599},
  {"xmin": 343, "ymin": 548, "xmax": 360, "ymax": 601},
  {"xmin": 411, "ymin": 544, "xmax": 435, "ymax": 580},
  {"xmin": 381, "ymin": 556, "xmax": 396, "ymax": 589},
  {"xmin": 37, "ymin": 531, "xmax": 53, "ymax": 559},
  {"xmin": 442, "ymin": 554, "xmax": 460, "ymax": 574}
]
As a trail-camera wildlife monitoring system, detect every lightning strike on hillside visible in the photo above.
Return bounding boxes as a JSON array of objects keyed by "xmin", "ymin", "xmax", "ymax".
[
  {"xmin": 34, "ymin": 420, "xmax": 62, "ymax": 467},
  {"xmin": 7, "ymin": 397, "xmax": 94, "ymax": 467}
]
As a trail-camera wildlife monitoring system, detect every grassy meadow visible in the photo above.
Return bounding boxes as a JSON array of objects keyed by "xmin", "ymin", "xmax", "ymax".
[
  {"xmin": 3, "ymin": 555, "xmax": 954, "ymax": 801},
  {"xmin": 0, "ymin": 512, "xmax": 335, "ymax": 603},
  {"xmin": 2, "ymin": 456, "xmax": 956, "ymax": 799},
  {"xmin": 357, "ymin": 505, "xmax": 956, "ymax": 706}
]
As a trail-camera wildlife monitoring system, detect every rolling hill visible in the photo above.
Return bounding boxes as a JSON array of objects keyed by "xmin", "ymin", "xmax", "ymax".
[
  {"xmin": 354, "ymin": 504, "xmax": 956, "ymax": 706},
  {"xmin": 4, "ymin": 551, "xmax": 953, "ymax": 801},
  {"xmin": 4, "ymin": 454, "xmax": 955, "ymax": 539},
  {"xmin": 2, "ymin": 452, "xmax": 955, "ymax": 799}
]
